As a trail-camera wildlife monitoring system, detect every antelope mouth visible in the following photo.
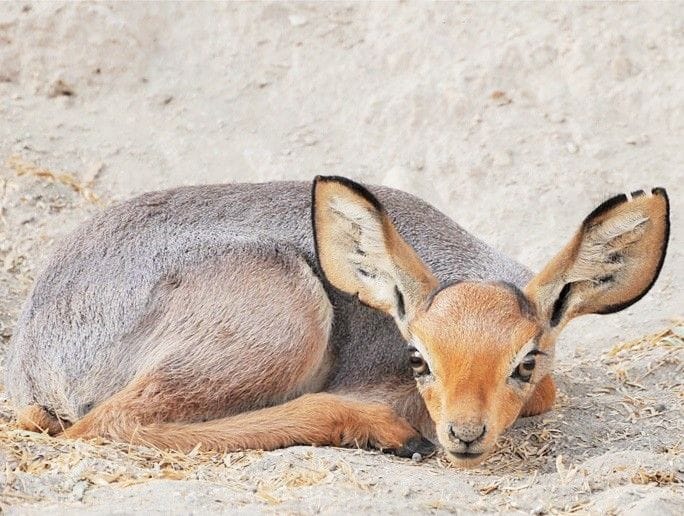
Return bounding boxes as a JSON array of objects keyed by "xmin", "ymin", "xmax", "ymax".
[
  {"xmin": 450, "ymin": 451, "xmax": 484, "ymax": 460},
  {"xmin": 444, "ymin": 449, "xmax": 488, "ymax": 466}
]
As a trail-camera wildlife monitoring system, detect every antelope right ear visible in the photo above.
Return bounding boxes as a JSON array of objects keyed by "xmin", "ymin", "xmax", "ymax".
[
  {"xmin": 311, "ymin": 175, "xmax": 438, "ymax": 336},
  {"xmin": 525, "ymin": 188, "xmax": 670, "ymax": 331}
]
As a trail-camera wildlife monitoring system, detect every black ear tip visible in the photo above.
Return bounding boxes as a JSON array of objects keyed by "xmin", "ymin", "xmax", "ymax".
[
  {"xmin": 651, "ymin": 187, "xmax": 668, "ymax": 201},
  {"xmin": 314, "ymin": 174, "xmax": 359, "ymax": 185},
  {"xmin": 312, "ymin": 175, "xmax": 356, "ymax": 191},
  {"xmin": 311, "ymin": 175, "xmax": 384, "ymax": 212},
  {"xmin": 312, "ymin": 175, "xmax": 333, "ymax": 189},
  {"xmin": 583, "ymin": 187, "xmax": 669, "ymax": 228},
  {"xmin": 583, "ymin": 193, "xmax": 629, "ymax": 226}
]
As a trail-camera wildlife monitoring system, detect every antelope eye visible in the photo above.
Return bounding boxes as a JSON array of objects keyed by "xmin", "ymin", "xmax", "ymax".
[
  {"xmin": 511, "ymin": 355, "xmax": 536, "ymax": 383},
  {"xmin": 408, "ymin": 348, "xmax": 430, "ymax": 377}
]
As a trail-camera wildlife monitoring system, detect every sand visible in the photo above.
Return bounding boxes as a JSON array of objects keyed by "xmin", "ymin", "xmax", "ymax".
[{"xmin": 0, "ymin": 1, "xmax": 682, "ymax": 514}]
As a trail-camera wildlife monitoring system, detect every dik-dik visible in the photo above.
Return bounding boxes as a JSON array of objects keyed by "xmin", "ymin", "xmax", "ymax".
[{"xmin": 6, "ymin": 176, "xmax": 669, "ymax": 466}]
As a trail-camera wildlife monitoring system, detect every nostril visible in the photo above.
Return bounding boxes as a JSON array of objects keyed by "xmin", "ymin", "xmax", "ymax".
[{"xmin": 447, "ymin": 422, "xmax": 487, "ymax": 445}]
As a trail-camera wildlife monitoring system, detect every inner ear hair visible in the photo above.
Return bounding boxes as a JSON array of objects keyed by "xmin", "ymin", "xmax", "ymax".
[
  {"xmin": 311, "ymin": 175, "xmax": 438, "ymax": 330},
  {"xmin": 527, "ymin": 187, "xmax": 670, "ymax": 329}
]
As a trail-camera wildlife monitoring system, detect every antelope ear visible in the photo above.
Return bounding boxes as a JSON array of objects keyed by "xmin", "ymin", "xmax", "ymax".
[
  {"xmin": 525, "ymin": 188, "xmax": 670, "ymax": 331},
  {"xmin": 312, "ymin": 175, "xmax": 438, "ymax": 335}
]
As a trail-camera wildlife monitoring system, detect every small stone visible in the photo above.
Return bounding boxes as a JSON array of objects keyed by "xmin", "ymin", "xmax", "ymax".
[
  {"xmin": 48, "ymin": 79, "xmax": 75, "ymax": 98},
  {"xmin": 625, "ymin": 134, "xmax": 650, "ymax": 146},
  {"xmin": 408, "ymin": 158, "xmax": 425, "ymax": 171},
  {"xmin": 493, "ymin": 150, "xmax": 513, "ymax": 167},
  {"xmin": 302, "ymin": 134, "xmax": 318, "ymax": 146},
  {"xmin": 490, "ymin": 90, "xmax": 512, "ymax": 106},
  {"xmin": 411, "ymin": 452, "xmax": 422, "ymax": 462},
  {"xmin": 288, "ymin": 14, "xmax": 308, "ymax": 27},
  {"xmin": 547, "ymin": 112, "xmax": 566, "ymax": 124},
  {"xmin": 566, "ymin": 142, "xmax": 578, "ymax": 154},
  {"xmin": 612, "ymin": 55, "xmax": 634, "ymax": 80}
]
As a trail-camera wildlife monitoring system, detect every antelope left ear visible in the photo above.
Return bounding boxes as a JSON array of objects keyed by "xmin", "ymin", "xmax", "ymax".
[
  {"xmin": 525, "ymin": 188, "xmax": 670, "ymax": 331},
  {"xmin": 311, "ymin": 175, "xmax": 439, "ymax": 337}
]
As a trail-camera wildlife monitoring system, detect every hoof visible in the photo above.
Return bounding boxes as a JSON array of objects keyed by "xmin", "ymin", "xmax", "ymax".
[{"xmin": 390, "ymin": 436, "xmax": 436, "ymax": 459}]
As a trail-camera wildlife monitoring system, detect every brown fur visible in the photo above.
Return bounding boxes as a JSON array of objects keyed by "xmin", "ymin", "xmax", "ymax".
[
  {"xmin": 409, "ymin": 282, "xmax": 545, "ymax": 462},
  {"xmin": 17, "ymin": 405, "xmax": 68, "ymax": 435},
  {"xmin": 64, "ymin": 388, "xmax": 417, "ymax": 453},
  {"xmin": 520, "ymin": 375, "xmax": 556, "ymax": 417}
]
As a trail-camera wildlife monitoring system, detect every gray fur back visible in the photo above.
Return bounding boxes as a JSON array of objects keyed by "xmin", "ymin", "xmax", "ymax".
[{"xmin": 5, "ymin": 181, "xmax": 531, "ymax": 420}]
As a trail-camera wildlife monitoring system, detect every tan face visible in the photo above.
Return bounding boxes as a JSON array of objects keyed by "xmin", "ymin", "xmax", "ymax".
[{"xmin": 408, "ymin": 282, "xmax": 550, "ymax": 466}]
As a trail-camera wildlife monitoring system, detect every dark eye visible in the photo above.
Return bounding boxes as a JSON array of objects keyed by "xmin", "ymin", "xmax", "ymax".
[
  {"xmin": 511, "ymin": 355, "xmax": 536, "ymax": 383},
  {"xmin": 408, "ymin": 348, "xmax": 430, "ymax": 377}
]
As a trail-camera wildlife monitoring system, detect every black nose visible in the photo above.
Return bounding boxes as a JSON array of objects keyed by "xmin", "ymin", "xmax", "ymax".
[{"xmin": 447, "ymin": 422, "xmax": 486, "ymax": 445}]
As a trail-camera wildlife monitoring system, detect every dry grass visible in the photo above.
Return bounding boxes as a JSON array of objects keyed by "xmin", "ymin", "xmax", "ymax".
[
  {"xmin": 1, "ymin": 422, "xmax": 228, "ymax": 477},
  {"xmin": 602, "ymin": 320, "xmax": 683, "ymax": 397},
  {"xmin": 1, "ymin": 322, "xmax": 681, "ymax": 506},
  {"xmin": 631, "ymin": 468, "xmax": 682, "ymax": 486},
  {"xmin": 0, "ymin": 415, "xmax": 265, "ymax": 506},
  {"xmin": 5, "ymin": 155, "xmax": 101, "ymax": 204},
  {"xmin": 604, "ymin": 319, "xmax": 683, "ymax": 365}
]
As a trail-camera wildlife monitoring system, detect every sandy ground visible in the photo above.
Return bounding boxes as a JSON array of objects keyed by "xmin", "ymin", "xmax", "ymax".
[{"xmin": 0, "ymin": 1, "xmax": 682, "ymax": 514}]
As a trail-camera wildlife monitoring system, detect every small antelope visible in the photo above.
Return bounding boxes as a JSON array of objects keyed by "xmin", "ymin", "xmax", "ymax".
[{"xmin": 6, "ymin": 177, "xmax": 669, "ymax": 466}]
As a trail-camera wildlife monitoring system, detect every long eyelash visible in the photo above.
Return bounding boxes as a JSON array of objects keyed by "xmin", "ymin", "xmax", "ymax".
[
  {"xmin": 407, "ymin": 345, "xmax": 417, "ymax": 353},
  {"xmin": 528, "ymin": 349, "xmax": 547, "ymax": 357}
]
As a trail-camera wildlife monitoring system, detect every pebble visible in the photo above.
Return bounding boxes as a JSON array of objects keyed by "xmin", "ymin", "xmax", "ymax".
[
  {"xmin": 490, "ymin": 90, "xmax": 512, "ymax": 106},
  {"xmin": 547, "ymin": 112, "xmax": 566, "ymax": 124},
  {"xmin": 288, "ymin": 15, "xmax": 308, "ymax": 27},
  {"xmin": 493, "ymin": 150, "xmax": 513, "ymax": 167},
  {"xmin": 566, "ymin": 142, "xmax": 579, "ymax": 154},
  {"xmin": 411, "ymin": 452, "xmax": 422, "ymax": 462},
  {"xmin": 612, "ymin": 55, "xmax": 634, "ymax": 80},
  {"xmin": 625, "ymin": 134, "xmax": 650, "ymax": 146},
  {"xmin": 48, "ymin": 79, "xmax": 75, "ymax": 98}
]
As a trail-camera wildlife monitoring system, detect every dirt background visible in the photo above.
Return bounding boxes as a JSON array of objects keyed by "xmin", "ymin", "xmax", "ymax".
[{"xmin": 0, "ymin": 1, "xmax": 682, "ymax": 514}]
